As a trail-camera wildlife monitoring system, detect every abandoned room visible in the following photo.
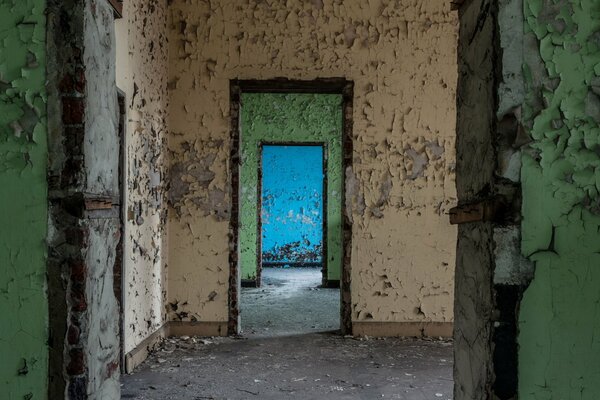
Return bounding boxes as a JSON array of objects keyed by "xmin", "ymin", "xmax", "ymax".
[{"xmin": 1, "ymin": 0, "xmax": 599, "ymax": 399}]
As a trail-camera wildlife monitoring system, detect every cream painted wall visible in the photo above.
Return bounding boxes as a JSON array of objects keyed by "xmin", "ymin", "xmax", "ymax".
[
  {"xmin": 115, "ymin": 0, "xmax": 169, "ymax": 353},
  {"xmin": 166, "ymin": 0, "xmax": 458, "ymax": 333}
]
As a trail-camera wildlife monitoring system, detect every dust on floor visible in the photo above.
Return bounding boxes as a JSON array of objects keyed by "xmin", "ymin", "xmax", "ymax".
[
  {"xmin": 121, "ymin": 334, "xmax": 453, "ymax": 400},
  {"xmin": 121, "ymin": 267, "xmax": 454, "ymax": 399}
]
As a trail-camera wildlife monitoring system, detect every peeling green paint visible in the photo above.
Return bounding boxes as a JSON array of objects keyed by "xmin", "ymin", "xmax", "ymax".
[
  {"xmin": 520, "ymin": 0, "xmax": 600, "ymax": 397},
  {"xmin": 240, "ymin": 93, "xmax": 343, "ymax": 282},
  {"xmin": 0, "ymin": 0, "xmax": 48, "ymax": 398}
]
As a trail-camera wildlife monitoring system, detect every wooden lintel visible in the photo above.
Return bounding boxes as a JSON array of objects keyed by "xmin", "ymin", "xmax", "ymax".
[
  {"xmin": 449, "ymin": 198, "xmax": 504, "ymax": 225},
  {"xmin": 85, "ymin": 197, "xmax": 113, "ymax": 211},
  {"xmin": 107, "ymin": 0, "xmax": 123, "ymax": 18}
]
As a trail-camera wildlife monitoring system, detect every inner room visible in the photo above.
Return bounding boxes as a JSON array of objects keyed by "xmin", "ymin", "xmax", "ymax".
[{"xmin": 241, "ymin": 140, "xmax": 339, "ymax": 336}]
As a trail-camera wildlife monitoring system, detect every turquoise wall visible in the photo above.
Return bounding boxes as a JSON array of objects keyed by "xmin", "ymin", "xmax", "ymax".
[
  {"xmin": 261, "ymin": 145, "xmax": 325, "ymax": 265},
  {"xmin": 519, "ymin": 0, "xmax": 600, "ymax": 397},
  {"xmin": 239, "ymin": 93, "xmax": 343, "ymax": 282},
  {"xmin": 0, "ymin": 1, "xmax": 48, "ymax": 399}
]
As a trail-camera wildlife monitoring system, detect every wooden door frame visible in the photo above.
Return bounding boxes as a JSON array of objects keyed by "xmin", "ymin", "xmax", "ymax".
[{"xmin": 228, "ymin": 78, "xmax": 354, "ymax": 335}]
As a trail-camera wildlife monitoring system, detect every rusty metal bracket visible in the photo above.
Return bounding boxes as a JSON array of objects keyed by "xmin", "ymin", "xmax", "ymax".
[{"xmin": 449, "ymin": 198, "xmax": 505, "ymax": 225}]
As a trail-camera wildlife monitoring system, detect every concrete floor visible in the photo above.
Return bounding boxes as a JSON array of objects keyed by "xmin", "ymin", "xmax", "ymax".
[
  {"xmin": 121, "ymin": 267, "xmax": 454, "ymax": 399},
  {"xmin": 240, "ymin": 267, "xmax": 340, "ymax": 336}
]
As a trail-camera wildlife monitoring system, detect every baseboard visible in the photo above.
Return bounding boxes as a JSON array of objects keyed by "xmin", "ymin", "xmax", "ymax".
[
  {"xmin": 321, "ymin": 279, "xmax": 340, "ymax": 288},
  {"xmin": 169, "ymin": 321, "xmax": 228, "ymax": 337},
  {"xmin": 352, "ymin": 321, "xmax": 453, "ymax": 338},
  {"xmin": 124, "ymin": 321, "xmax": 228, "ymax": 373},
  {"xmin": 241, "ymin": 279, "xmax": 258, "ymax": 287},
  {"xmin": 124, "ymin": 324, "xmax": 169, "ymax": 374}
]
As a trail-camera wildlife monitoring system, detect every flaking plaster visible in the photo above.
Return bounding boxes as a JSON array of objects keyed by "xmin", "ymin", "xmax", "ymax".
[{"xmin": 167, "ymin": 0, "xmax": 458, "ymax": 331}]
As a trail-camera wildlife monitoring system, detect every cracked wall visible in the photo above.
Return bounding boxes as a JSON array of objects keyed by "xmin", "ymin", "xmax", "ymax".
[
  {"xmin": 0, "ymin": 1, "xmax": 48, "ymax": 398},
  {"xmin": 240, "ymin": 94, "xmax": 342, "ymax": 283},
  {"xmin": 46, "ymin": 0, "xmax": 121, "ymax": 397},
  {"xmin": 519, "ymin": 0, "xmax": 600, "ymax": 397},
  {"xmin": 453, "ymin": 1, "xmax": 497, "ymax": 397},
  {"xmin": 115, "ymin": 0, "xmax": 169, "ymax": 355},
  {"xmin": 167, "ymin": 0, "xmax": 458, "ymax": 333}
]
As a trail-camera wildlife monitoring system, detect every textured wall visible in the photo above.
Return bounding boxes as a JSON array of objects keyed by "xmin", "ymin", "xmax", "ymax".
[
  {"xmin": 0, "ymin": 0, "xmax": 48, "ymax": 398},
  {"xmin": 519, "ymin": 0, "xmax": 600, "ymax": 397},
  {"xmin": 261, "ymin": 145, "xmax": 324, "ymax": 265},
  {"xmin": 240, "ymin": 94, "xmax": 342, "ymax": 282},
  {"xmin": 167, "ymin": 0, "xmax": 458, "ymax": 331},
  {"xmin": 453, "ymin": 0, "xmax": 497, "ymax": 397},
  {"xmin": 46, "ymin": 0, "xmax": 121, "ymax": 397},
  {"xmin": 115, "ymin": 0, "xmax": 169, "ymax": 355}
]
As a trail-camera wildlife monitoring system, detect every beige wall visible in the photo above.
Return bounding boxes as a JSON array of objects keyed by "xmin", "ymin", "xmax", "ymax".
[
  {"xmin": 116, "ymin": 0, "xmax": 169, "ymax": 353},
  {"xmin": 166, "ymin": 0, "xmax": 458, "ymax": 334}
]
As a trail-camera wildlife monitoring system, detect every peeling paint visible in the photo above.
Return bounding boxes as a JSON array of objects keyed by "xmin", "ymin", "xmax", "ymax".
[
  {"xmin": 115, "ymin": 0, "xmax": 170, "ymax": 355},
  {"xmin": 0, "ymin": 1, "xmax": 48, "ymax": 398},
  {"xmin": 167, "ymin": 0, "xmax": 458, "ymax": 330},
  {"xmin": 240, "ymin": 93, "xmax": 343, "ymax": 282},
  {"xmin": 519, "ymin": 0, "xmax": 600, "ymax": 396}
]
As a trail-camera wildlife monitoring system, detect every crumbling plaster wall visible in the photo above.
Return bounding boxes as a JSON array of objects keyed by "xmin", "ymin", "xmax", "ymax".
[
  {"xmin": 519, "ymin": 0, "xmax": 600, "ymax": 397},
  {"xmin": 46, "ymin": 0, "xmax": 121, "ymax": 397},
  {"xmin": 167, "ymin": 0, "xmax": 458, "ymax": 331},
  {"xmin": 239, "ymin": 93, "xmax": 343, "ymax": 283},
  {"xmin": 0, "ymin": 1, "xmax": 48, "ymax": 398},
  {"xmin": 453, "ymin": 0, "xmax": 497, "ymax": 397},
  {"xmin": 115, "ymin": 0, "xmax": 169, "ymax": 355}
]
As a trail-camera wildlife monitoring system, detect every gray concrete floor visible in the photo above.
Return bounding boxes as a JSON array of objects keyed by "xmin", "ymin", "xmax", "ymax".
[
  {"xmin": 240, "ymin": 267, "xmax": 340, "ymax": 336},
  {"xmin": 121, "ymin": 267, "xmax": 454, "ymax": 400}
]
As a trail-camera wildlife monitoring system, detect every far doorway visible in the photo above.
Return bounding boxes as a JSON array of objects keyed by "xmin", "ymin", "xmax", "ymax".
[
  {"xmin": 232, "ymin": 87, "xmax": 352, "ymax": 336},
  {"xmin": 241, "ymin": 144, "xmax": 339, "ymax": 336}
]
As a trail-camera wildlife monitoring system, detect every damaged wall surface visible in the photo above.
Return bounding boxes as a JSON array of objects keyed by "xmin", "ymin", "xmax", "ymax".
[
  {"xmin": 167, "ymin": 0, "xmax": 458, "ymax": 334},
  {"xmin": 453, "ymin": 0, "xmax": 497, "ymax": 397},
  {"xmin": 261, "ymin": 145, "xmax": 325, "ymax": 266},
  {"xmin": 240, "ymin": 93, "xmax": 342, "ymax": 283},
  {"xmin": 519, "ymin": 0, "xmax": 600, "ymax": 397},
  {"xmin": 46, "ymin": 0, "xmax": 121, "ymax": 397},
  {"xmin": 115, "ymin": 0, "xmax": 170, "ymax": 355},
  {"xmin": 0, "ymin": 0, "xmax": 48, "ymax": 398}
]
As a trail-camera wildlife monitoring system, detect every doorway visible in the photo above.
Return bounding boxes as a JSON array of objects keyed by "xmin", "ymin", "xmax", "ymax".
[{"xmin": 229, "ymin": 79, "xmax": 354, "ymax": 335}]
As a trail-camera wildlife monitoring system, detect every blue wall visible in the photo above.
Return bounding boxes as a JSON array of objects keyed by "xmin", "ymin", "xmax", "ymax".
[{"xmin": 261, "ymin": 145, "xmax": 324, "ymax": 264}]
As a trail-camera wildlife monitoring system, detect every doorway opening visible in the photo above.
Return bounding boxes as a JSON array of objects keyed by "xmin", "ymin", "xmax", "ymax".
[
  {"xmin": 229, "ymin": 79, "xmax": 354, "ymax": 336},
  {"xmin": 241, "ymin": 143, "xmax": 340, "ymax": 336}
]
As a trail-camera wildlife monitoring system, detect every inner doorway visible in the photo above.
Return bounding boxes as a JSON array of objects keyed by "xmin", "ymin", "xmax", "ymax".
[
  {"xmin": 231, "ymin": 82, "xmax": 354, "ymax": 336},
  {"xmin": 241, "ymin": 144, "xmax": 339, "ymax": 336}
]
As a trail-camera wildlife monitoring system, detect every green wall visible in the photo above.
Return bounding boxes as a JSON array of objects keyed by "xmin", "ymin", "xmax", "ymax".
[
  {"xmin": 0, "ymin": 1, "xmax": 48, "ymax": 398},
  {"xmin": 239, "ymin": 93, "xmax": 343, "ymax": 281},
  {"xmin": 519, "ymin": 0, "xmax": 600, "ymax": 397}
]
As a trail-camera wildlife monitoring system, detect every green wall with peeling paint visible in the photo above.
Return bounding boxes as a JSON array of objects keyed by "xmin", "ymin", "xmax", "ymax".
[
  {"xmin": 240, "ymin": 93, "xmax": 343, "ymax": 282},
  {"xmin": 519, "ymin": 0, "xmax": 600, "ymax": 397},
  {"xmin": 0, "ymin": 1, "xmax": 48, "ymax": 399}
]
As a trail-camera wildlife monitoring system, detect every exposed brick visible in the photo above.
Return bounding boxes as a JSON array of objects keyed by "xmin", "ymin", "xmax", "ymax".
[
  {"xmin": 62, "ymin": 97, "xmax": 85, "ymax": 125},
  {"xmin": 70, "ymin": 260, "xmax": 87, "ymax": 283},
  {"xmin": 67, "ymin": 325, "xmax": 80, "ymax": 345},
  {"xmin": 66, "ymin": 348, "xmax": 85, "ymax": 376},
  {"xmin": 70, "ymin": 282, "xmax": 87, "ymax": 312}
]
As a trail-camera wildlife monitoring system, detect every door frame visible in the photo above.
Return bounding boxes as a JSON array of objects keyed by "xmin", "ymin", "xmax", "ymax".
[{"xmin": 228, "ymin": 78, "xmax": 354, "ymax": 335}]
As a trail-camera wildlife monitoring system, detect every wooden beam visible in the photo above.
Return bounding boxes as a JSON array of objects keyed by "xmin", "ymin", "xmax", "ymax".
[
  {"xmin": 449, "ymin": 198, "xmax": 505, "ymax": 225},
  {"xmin": 107, "ymin": 0, "xmax": 123, "ymax": 18},
  {"xmin": 85, "ymin": 197, "xmax": 113, "ymax": 211}
]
